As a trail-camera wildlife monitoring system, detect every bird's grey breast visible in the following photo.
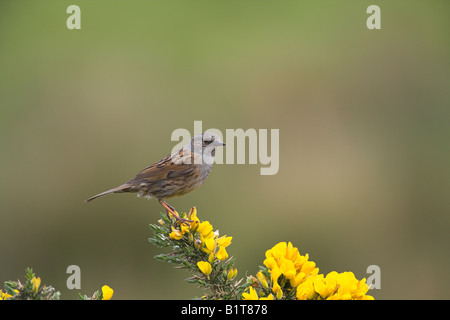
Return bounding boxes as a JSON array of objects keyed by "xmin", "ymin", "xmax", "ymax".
[{"xmin": 198, "ymin": 162, "xmax": 213, "ymax": 182}]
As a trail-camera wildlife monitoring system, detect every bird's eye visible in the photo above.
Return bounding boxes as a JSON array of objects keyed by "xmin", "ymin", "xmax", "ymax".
[{"xmin": 203, "ymin": 140, "xmax": 212, "ymax": 145}]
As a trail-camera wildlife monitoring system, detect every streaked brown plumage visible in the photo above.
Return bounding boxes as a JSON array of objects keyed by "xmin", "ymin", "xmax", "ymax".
[{"xmin": 85, "ymin": 132, "xmax": 225, "ymax": 221}]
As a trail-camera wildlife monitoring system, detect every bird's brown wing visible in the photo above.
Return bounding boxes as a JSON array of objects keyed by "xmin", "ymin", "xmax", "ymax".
[{"xmin": 128, "ymin": 149, "xmax": 197, "ymax": 183}]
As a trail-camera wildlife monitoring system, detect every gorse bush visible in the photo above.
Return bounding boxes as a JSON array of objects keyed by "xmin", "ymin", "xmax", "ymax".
[
  {"xmin": 149, "ymin": 207, "xmax": 374, "ymax": 300},
  {"xmin": 149, "ymin": 207, "xmax": 243, "ymax": 300},
  {"xmin": 0, "ymin": 268, "xmax": 113, "ymax": 300},
  {"xmin": 1, "ymin": 207, "xmax": 373, "ymax": 300}
]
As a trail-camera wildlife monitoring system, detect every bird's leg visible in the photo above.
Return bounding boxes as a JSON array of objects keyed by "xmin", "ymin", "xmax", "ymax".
[
  {"xmin": 159, "ymin": 200, "xmax": 193, "ymax": 224},
  {"xmin": 160, "ymin": 200, "xmax": 178, "ymax": 219},
  {"xmin": 165, "ymin": 202, "xmax": 176, "ymax": 213}
]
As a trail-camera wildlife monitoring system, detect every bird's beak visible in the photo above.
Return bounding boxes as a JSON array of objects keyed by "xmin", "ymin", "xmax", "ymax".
[{"xmin": 211, "ymin": 140, "xmax": 225, "ymax": 147}]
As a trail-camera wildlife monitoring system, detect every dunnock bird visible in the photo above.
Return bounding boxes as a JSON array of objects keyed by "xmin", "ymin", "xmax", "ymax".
[{"xmin": 85, "ymin": 132, "xmax": 225, "ymax": 222}]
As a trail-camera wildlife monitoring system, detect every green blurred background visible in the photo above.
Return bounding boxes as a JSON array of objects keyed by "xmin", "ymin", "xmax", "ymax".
[{"xmin": 1, "ymin": 0, "xmax": 449, "ymax": 299}]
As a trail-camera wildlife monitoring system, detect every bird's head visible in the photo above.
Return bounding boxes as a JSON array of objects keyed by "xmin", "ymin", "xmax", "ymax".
[{"xmin": 190, "ymin": 132, "xmax": 225, "ymax": 164}]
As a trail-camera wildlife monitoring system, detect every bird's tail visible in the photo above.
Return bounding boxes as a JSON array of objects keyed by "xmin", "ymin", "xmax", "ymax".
[{"xmin": 84, "ymin": 184, "xmax": 131, "ymax": 203}]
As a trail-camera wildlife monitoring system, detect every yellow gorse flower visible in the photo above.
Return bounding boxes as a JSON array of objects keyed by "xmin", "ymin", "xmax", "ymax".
[
  {"xmin": 296, "ymin": 275, "xmax": 317, "ymax": 300},
  {"xmin": 203, "ymin": 238, "xmax": 216, "ymax": 253},
  {"xmin": 263, "ymin": 241, "xmax": 319, "ymax": 298},
  {"xmin": 31, "ymin": 276, "xmax": 41, "ymax": 294},
  {"xmin": 167, "ymin": 207, "xmax": 233, "ymax": 266},
  {"xmin": 226, "ymin": 268, "xmax": 238, "ymax": 280},
  {"xmin": 197, "ymin": 221, "xmax": 214, "ymax": 239},
  {"xmin": 187, "ymin": 207, "xmax": 200, "ymax": 231},
  {"xmin": 242, "ymin": 286, "xmax": 259, "ymax": 300},
  {"xmin": 256, "ymin": 271, "xmax": 269, "ymax": 290},
  {"xmin": 169, "ymin": 226, "xmax": 183, "ymax": 240},
  {"xmin": 0, "ymin": 290, "xmax": 12, "ymax": 300},
  {"xmin": 246, "ymin": 241, "xmax": 373, "ymax": 300},
  {"xmin": 242, "ymin": 286, "xmax": 274, "ymax": 300},
  {"xmin": 197, "ymin": 261, "xmax": 212, "ymax": 276},
  {"xmin": 216, "ymin": 246, "xmax": 228, "ymax": 261},
  {"xmin": 315, "ymin": 271, "xmax": 373, "ymax": 300},
  {"xmin": 216, "ymin": 235, "xmax": 232, "ymax": 248},
  {"xmin": 101, "ymin": 285, "xmax": 114, "ymax": 300}
]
